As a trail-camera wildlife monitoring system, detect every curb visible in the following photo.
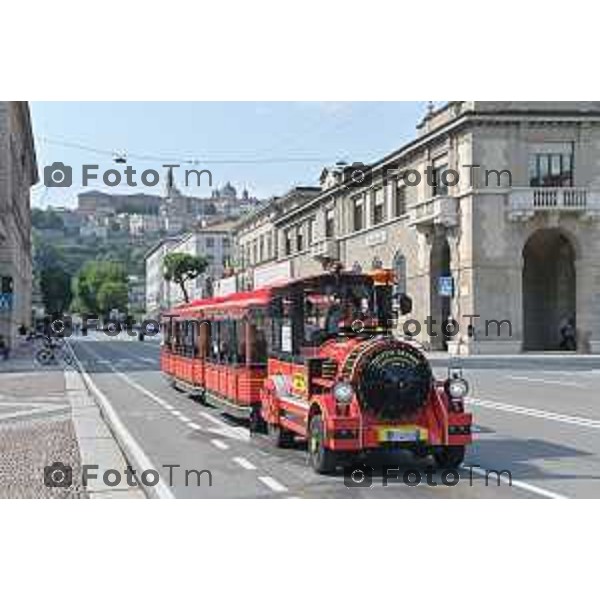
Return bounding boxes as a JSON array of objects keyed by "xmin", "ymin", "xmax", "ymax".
[{"xmin": 66, "ymin": 341, "xmax": 173, "ymax": 499}]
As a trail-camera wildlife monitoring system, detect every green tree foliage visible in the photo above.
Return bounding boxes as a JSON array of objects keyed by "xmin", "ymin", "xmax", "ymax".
[
  {"xmin": 31, "ymin": 208, "xmax": 64, "ymax": 230},
  {"xmin": 163, "ymin": 252, "xmax": 208, "ymax": 304},
  {"xmin": 97, "ymin": 280, "xmax": 129, "ymax": 314},
  {"xmin": 72, "ymin": 261, "xmax": 128, "ymax": 315},
  {"xmin": 33, "ymin": 238, "xmax": 73, "ymax": 314}
]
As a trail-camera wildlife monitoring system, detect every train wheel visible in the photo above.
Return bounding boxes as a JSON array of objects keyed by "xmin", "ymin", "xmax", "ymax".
[
  {"xmin": 267, "ymin": 422, "xmax": 294, "ymax": 448},
  {"xmin": 432, "ymin": 446, "xmax": 465, "ymax": 469},
  {"xmin": 249, "ymin": 405, "xmax": 267, "ymax": 434},
  {"xmin": 191, "ymin": 390, "xmax": 207, "ymax": 405},
  {"xmin": 308, "ymin": 414, "xmax": 337, "ymax": 474}
]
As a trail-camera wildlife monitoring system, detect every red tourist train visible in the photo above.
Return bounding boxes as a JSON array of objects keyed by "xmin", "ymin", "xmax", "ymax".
[{"xmin": 160, "ymin": 268, "xmax": 472, "ymax": 473}]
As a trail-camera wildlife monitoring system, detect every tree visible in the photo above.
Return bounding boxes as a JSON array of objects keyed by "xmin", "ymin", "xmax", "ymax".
[
  {"xmin": 40, "ymin": 266, "xmax": 72, "ymax": 314},
  {"xmin": 97, "ymin": 280, "xmax": 129, "ymax": 315},
  {"xmin": 33, "ymin": 238, "xmax": 73, "ymax": 314},
  {"xmin": 31, "ymin": 208, "xmax": 64, "ymax": 230},
  {"xmin": 163, "ymin": 252, "xmax": 208, "ymax": 304},
  {"xmin": 71, "ymin": 260, "xmax": 127, "ymax": 315}
]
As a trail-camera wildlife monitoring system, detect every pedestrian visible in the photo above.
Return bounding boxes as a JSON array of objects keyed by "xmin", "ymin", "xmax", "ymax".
[
  {"xmin": 0, "ymin": 334, "xmax": 9, "ymax": 360},
  {"xmin": 559, "ymin": 317, "xmax": 577, "ymax": 351}
]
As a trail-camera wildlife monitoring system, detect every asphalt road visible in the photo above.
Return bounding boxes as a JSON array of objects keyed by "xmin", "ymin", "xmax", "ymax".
[{"xmin": 68, "ymin": 333, "xmax": 600, "ymax": 498}]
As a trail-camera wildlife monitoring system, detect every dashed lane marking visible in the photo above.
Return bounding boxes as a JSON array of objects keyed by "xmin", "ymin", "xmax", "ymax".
[
  {"xmin": 199, "ymin": 411, "xmax": 227, "ymax": 426},
  {"xmin": 467, "ymin": 397, "xmax": 600, "ymax": 429},
  {"xmin": 178, "ymin": 415, "xmax": 192, "ymax": 423},
  {"xmin": 187, "ymin": 422, "xmax": 202, "ymax": 431},
  {"xmin": 211, "ymin": 439, "xmax": 229, "ymax": 451},
  {"xmin": 258, "ymin": 476, "xmax": 288, "ymax": 493},
  {"xmin": 232, "ymin": 456, "xmax": 257, "ymax": 470},
  {"xmin": 506, "ymin": 375, "xmax": 585, "ymax": 389}
]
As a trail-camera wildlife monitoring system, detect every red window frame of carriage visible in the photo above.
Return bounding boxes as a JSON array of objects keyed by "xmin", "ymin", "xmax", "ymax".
[{"xmin": 161, "ymin": 289, "xmax": 272, "ymax": 409}]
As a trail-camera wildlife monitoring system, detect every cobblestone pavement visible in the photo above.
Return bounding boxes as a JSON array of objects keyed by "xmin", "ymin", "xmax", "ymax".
[{"xmin": 0, "ymin": 354, "xmax": 87, "ymax": 499}]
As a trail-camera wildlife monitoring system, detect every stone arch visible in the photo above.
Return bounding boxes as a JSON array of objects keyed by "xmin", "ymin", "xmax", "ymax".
[{"xmin": 522, "ymin": 228, "xmax": 577, "ymax": 351}]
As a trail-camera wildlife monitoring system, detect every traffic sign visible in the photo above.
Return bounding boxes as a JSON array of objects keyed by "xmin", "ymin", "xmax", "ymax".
[
  {"xmin": 438, "ymin": 276, "xmax": 454, "ymax": 297},
  {"xmin": 0, "ymin": 292, "xmax": 13, "ymax": 312}
]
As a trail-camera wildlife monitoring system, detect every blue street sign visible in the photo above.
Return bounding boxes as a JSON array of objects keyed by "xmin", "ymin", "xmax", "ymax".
[
  {"xmin": 0, "ymin": 292, "xmax": 13, "ymax": 312},
  {"xmin": 438, "ymin": 276, "xmax": 454, "ymax": 297}
]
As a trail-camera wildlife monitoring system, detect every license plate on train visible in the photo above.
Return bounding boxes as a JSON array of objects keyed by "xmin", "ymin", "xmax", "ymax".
[{"xmin": 378, "ymin": 427, "xmax": 419, "ymax": 442}]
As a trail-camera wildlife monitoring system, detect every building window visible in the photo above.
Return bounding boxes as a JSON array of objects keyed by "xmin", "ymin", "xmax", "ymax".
[
  {"xmin": 395, "ymin": 184, "xmax": 407, "ymax": 217},
  {"xmin": 266, "ymin": 233, "xmax": 273, "ymax": 259},
  {"xmin": 352, "ymin": 196, "xmax": 364, "ymax": 232},
  {"xmin": 285, "ymin": 229, "xmax": 293, "ymax": 256},
  {"xmin": 432, "ymin": 164, "xmax": 448, "ymax": 197},
  {"xmin": 223, "ymin": 237, "xmax": 231, "ymax": 248},
  {"xmin": 206, "ymin": 237, "xmax": 214, "ymax": 248},
  {"xmin": 373, "ymin": 187, "xmax": 385, "ymax": 225},
  {"xmin": 325, "ymin": 208, "xmax": 335, "ymax": 239},
  {"xmin": 307, "ymin": 217, "xmax": 315, "ymax": 245},
  {"xmin": 529, "ymin": 147, "xmax": 574, "ymax": 187},
  {"xmin": 259, "ymin": 235, "xmax": 265, "ymax": 262},
  {"xmin": 296, "ymin": 226, "xmax": 304, "ymax": 252},
  {"xmin": 252, "ymin": 240, "xmax": 258, "ymax": 265}
]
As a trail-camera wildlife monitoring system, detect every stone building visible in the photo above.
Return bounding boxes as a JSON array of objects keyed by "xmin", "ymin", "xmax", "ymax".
[
  {"xmin": 233, "ymin": 101, "xmax": 600, "ymax": 354},
  {"xmin": 167, "ymin": 219, "xmax": 236, "ymax": 304},
  {"xmin": 144, "ymin": 237, "xmax": 182, "ymax": 317},
  {"xmin": 0, "ymin": 102, "xmax": 38, "ymax": 348},
  {"xmin": 145, "ymin": 219, "xmax": 236, "ymax": 314},
  {"xmin": 233, "ymin": 186, "xmax": 320, "ymax": 290}
]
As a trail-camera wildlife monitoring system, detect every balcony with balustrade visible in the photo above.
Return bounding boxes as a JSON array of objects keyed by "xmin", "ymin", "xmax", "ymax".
[
  {"xmin": 508, "ymin": 188, "xmax": 600, "ymax": 221},
  {"xmin": 408, "ymin": 195, "xmax": 459, "ymax": 232}
]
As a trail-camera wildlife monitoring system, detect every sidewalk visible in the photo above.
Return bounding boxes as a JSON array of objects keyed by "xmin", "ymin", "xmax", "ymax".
[{"xmin": 0, "ymin": 344, "xmax": 145, "ymax": 499}]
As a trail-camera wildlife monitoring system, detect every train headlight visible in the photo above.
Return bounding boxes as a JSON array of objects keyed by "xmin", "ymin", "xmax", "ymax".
[
  {"xmin": 333, "ymin": 381, "xmax": 354, "ymax": 404},
  {"xmin": 447, "ymin": 377, "xmax": 469, "ymax": 399}
]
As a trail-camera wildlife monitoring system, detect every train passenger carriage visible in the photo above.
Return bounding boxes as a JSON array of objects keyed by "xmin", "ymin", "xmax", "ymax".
[{"xmin": 161, "ymin": 269, "xmax": 473, "ymax": 473}]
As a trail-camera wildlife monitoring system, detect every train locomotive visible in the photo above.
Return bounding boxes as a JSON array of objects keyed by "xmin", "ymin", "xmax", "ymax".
[{"xmin": 160, "ymin": 268, "xmax": 472, "ymax": 473}]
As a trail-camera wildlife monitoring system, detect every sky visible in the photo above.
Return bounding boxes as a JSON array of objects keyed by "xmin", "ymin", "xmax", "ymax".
[{"xmin": 30, "ymin": 101, "xmax": 429, "ymax": 208}]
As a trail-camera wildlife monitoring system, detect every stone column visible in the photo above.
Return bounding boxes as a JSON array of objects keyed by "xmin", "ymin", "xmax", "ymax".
[{"xmin": 575, "ymin": 257, "xmax": 600, "ymax": 353}]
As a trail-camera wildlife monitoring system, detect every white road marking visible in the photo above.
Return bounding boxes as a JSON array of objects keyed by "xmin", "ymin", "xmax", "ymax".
[
  {"xmin": 163, "ymin": 403, "xmax": 174, "ymax": 410},
  {"xmin": 187, "ymin": 422, "xmax": 202, "ymax": 431},
  {"xmin": 199, "ymin": 411, "xmax": 227, "ymax": 426},
  {"xmin": 206, "ymin": 426, "xmax": 250, "ymax": 441},
  {"xmin": 506, "ymin": 375, "xmax": 584, "ymax": 388},
  {"xmin": 171, "ymin": 410, "xmax": 183, "ymax": 417},
  {"xmin": 200, "ymin": 410, "xmax": 250, "ymax": 441},
  {"xmin": 0, "ymin": 404, "xmax": 70, "ymax": 421},
  {"xmin": 211, "ymin": 439, "xmax": 229, "ymax": 450},
  {"xmin": 464, "ymin": 466, "xmax": 568, "ymax": 500},
  {"xmin": 178, "ymin": 415, "xmax": 192, "ymax": 423},
  {"xmin": 67, "ymin": 342, "xmax": 175, "ymax": 499},
  {"xmin": 232, "ymin": 456, "xmax": 257, "ymax": 470},
  {"xmin": 258, "ymin": 476, "xmax": 288, "ymax": 493},
  {"xmin": 467, "ymin": 397, "xmax": 600, "ymax": 429}
]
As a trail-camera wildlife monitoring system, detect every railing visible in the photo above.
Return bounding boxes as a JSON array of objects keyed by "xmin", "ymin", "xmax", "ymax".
[
  {"xmin": 508, "ymin": 187, "xmax": 600, "ymax": 220},
  {"xmin": 531, "ymin": 187, "xmax": 587, "ymax": 209},
  {"xmin": 408, "ymin": 195, "xmax": 458, "ymax": 229},
  {"xmin": 310, "ymin": 238, "xmax": 339, "ymax": 260}
]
